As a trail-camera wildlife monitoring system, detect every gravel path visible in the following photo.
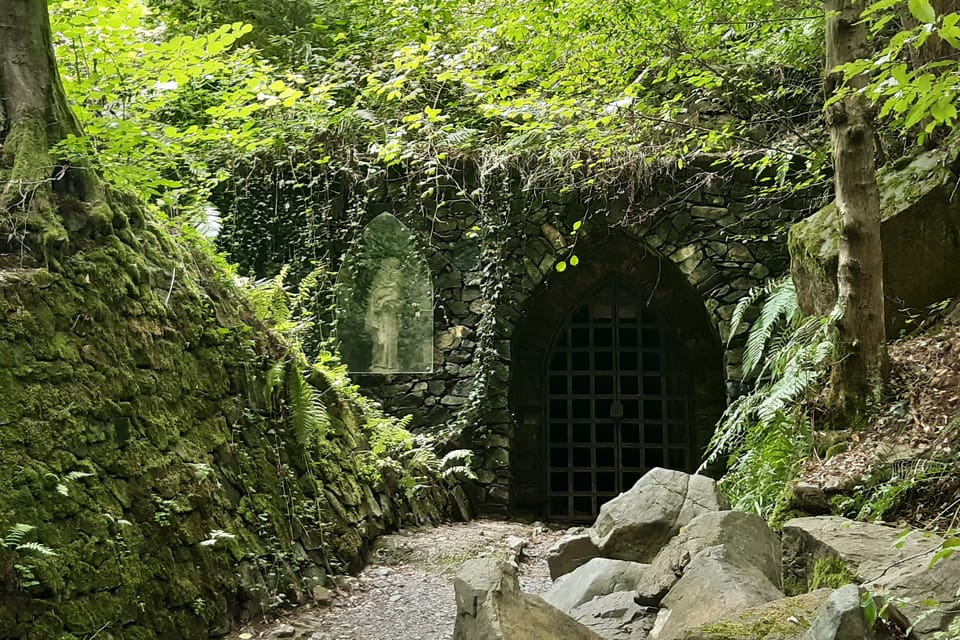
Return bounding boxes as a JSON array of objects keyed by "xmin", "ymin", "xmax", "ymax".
[{"xmin": 227, "ymin": 519, "xmax": 574, "ymax": 640}]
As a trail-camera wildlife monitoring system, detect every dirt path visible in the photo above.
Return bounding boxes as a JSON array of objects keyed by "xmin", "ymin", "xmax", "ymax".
[{"xmin": 227, "ymin": 519, "xmax": 573, "ymax": 640}]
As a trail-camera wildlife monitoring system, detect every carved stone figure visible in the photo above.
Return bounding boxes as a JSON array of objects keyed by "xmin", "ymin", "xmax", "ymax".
[{"xmin": 365, "ymin": 257, "xmax": 403, "ymax": 372}]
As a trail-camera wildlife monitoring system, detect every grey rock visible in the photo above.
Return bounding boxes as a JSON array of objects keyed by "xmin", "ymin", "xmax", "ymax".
[
  {"xmin": 652, "ymin": 545, "xmax": 785, "ymax": 640},
  {"xmin": 789, "ymin": 148, "xmax": 960, "ymax": 337},
  {"xmin": 680, "ymin": 589, "xmax": 833, "ymax": 640},
  {"xmin": 636, "ymin": 510, "xmax": 781, "ymax": 607},
  {"xmin": 544, "ymin": 558, "xmax": 649, "ymax": 613},
  {"xmin": 783, "ymin": 516, "xmax": 960, "ymax": 638},
  {"xmin": 453, "ymin": 558, "xmax": 604, "ymax": 640},
  {"xmin": 589, "ymin": 468, "xmax": 728, "ymax": 563},
  {"xmin": 547, "ymin": 533, "xmax": 601, "ymax": 580},
  {"xmin": 569, "ymin": 591, "xmax": 657, "ymax": 640},
  {"xmin": 270, "ymin": 624, "xmax": 296, "ymax": 638},
  {"xmin": 802, "ymin": 585, "xmax": 873, "ymax": 640}
]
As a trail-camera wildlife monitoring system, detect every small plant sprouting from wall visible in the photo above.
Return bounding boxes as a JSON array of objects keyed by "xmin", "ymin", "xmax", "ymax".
[{"xmin": 0, "ymin": 524, "xmax": 56, "ymax": 590}]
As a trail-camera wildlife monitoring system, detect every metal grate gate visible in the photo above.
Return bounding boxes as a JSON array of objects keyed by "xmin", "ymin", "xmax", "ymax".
[{"xmin": 546, "ymin": 280, "xmax": 692, "ymax": 520}]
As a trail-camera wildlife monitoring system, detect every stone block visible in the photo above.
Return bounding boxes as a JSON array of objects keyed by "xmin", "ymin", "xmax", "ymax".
[{"xmin": 789, "ymin": 149, "xmax": 960, "ymax": 336}]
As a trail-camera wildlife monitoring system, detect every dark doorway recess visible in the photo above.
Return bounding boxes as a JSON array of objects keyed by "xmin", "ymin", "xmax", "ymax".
[
  {"xmin": 546, "ymin": 280, "xmax": 691, "ymax": 519},
  {"xmin": 510, "ymin": 232, "xmax": 724, "ymax": 521}
]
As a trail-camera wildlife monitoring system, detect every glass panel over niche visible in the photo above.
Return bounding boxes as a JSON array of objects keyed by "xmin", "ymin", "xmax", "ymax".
[{"xmin": 336, "ymin": 213, "xmax": 434, "ymax": 373}]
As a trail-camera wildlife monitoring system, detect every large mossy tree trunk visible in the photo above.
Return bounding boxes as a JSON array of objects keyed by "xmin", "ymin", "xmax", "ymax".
[
  {"xmin": 824, "ymin": 0, "xmax": 887, "ymax": 414},
  {"xmin": 0, "ymin": 0, "xmax": 118, "ymax": 253}
]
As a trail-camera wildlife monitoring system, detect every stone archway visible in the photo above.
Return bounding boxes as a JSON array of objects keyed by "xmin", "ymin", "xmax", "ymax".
[{"xmin": 510, "ymin": 231, "xmax": 725, "ymax": 520}]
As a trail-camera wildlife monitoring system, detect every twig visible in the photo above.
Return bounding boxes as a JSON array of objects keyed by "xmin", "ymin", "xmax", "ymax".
[
  {"xmin": 861, "ymin": 541, "xmax": 944, "ymax": 584},
  {"xmin": 164, "ymin": 267, "xmax": 176, "ymax": 307}
]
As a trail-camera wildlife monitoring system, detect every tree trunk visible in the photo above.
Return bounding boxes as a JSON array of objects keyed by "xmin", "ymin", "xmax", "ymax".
[
  {"xmin": 825, "ymin": 0, "xmax": 886, "ymax": 413},
  {"xmin": 0, "ymin": 0, "xmax": 112, "ymax": 255},
  {"xmin": 897, "ymin": 0, "xmax": 960, "ymax": 68}
]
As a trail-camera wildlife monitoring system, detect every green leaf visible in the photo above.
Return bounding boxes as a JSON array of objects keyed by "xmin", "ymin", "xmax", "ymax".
[
  {"xmin": 861, "ymin": 592, "xmax": 879, "ymax": 626},
  {"xmin": 908, "ymin": 0, "xmax": 936, "ymax": 24},
  {"xmin": 555, "ymin": 261, "xmax": 567, "ymax": 273},
  {"xmin": 569, "ymin": 255, "xmax": 580, "ymax": 266}
]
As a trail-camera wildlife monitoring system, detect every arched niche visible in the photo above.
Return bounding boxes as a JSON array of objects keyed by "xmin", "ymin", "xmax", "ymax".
[
  {"xmin": 335, "ymin": 213, "xmax": 434, "ymax": 373},
  {"xmin": 510, "ymin": 231, "xmax": 724, "ymax": 520}
]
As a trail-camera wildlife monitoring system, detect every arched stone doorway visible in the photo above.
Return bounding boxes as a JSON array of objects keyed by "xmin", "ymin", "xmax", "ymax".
[{"xmin": 510, "ymin": 232, "xmax": 725, "ymax": 521}]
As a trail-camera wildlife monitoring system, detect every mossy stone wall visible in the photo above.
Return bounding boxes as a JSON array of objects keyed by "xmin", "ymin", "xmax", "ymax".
[
  {"xmin": 0, "ymin": 220, "xmax": 454, "ymax": 639},
  {"xmin": 322, "ymin": 160, "xmax": 820, "ymax": 512}
]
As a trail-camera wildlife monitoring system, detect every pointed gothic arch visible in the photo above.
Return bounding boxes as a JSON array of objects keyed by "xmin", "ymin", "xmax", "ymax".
[{"xmin": 510, "ymin": 231, "xmax": 724, "ymax": 520}]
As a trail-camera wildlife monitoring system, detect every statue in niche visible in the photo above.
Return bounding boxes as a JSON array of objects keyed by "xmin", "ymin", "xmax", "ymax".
[
  {"xmin": 336, "ymin": 212, "xmax": 433, "ymax": 373},
  {"xmin": 364, "ymin": 257, "xmax": 403, "ymax": 372}
]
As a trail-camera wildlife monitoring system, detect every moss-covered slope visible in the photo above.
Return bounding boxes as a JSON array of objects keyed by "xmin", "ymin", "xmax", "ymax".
[{"xmin": 0, "ymin": 218, "xmax": 456, "ymax": 639}]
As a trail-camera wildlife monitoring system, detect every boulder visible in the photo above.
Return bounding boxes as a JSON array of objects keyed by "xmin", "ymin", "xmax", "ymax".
[
  {"xmin": 802, "ymin": 584, "xmax": 874, "ymax": 640},
  {"xmin": 635, "ymin": 510, "xmax": 781, "ymax": 606},
  {"xmin": 548, "ymin": 532, "xmax": 602, "ymax": 580},
  {"xmin": 680, "ymin": 589, "xmax": 833, "ymax": 640},
  {"xmin": 453, "ymin": 558, "xmax": 604, "ymax": 640},
  {"xmin": 589, "ymin": 468, "xmax": 728, "ymax": 563},
  {"xmin": 789, "ymin": 148, "xmax": 960, "ymax": 337},
  {"xmin": 544, "ymin": 558, "xmax": 649, "ymax": 613},
  {"xmin": 569, "ymin": 591, "xmax": 657, "ymax": 640},
  {"xmin": 783, "ymin": 516, "xmax": 960, "ymax": 638},
  {"xmin": 651, "ymin": 545, "xmax": 785, "ymax": 640}
]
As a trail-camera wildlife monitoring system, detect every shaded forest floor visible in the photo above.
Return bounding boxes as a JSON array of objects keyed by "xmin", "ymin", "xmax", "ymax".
[
  {"xmin": 800, "ymin": 322, "xmax": 960, "ymax": 529},
  {"xmin": 226, "ymin": 519, "xmax": 570, "ymax": 640},
  {"xmin": 224, "ymin": 322, "xmax": 960, "ymax": 640}
]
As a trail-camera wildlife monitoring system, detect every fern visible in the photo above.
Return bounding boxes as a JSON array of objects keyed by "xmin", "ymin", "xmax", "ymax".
[
  {"xmin": 739, "ymin": 278, "xmax": 802, "ymax": 378},
  {"xmin": 264, "ymin": 360, "xmax": 286, "ymax": 404},
  {"xmin": 286, "ymin": 363, "xmax": 330, "ymax": 450},
  {"xmin": 702, "ymin": 278, "xmax": 837, "ymax": 520},
  {"xmin": 248, "ymin": 266, "xmax": 293, "ymax": 328},
  {"xmin": 440, "ymin": 449, "xmax": 477, "ymax": 483},
  {"xmin": 2, "ymin": 524, "xmax": 56, "ymax": 557},
  {"xmin": 194, "ymin": 202, "xmax": 223, "ymax": 240}
]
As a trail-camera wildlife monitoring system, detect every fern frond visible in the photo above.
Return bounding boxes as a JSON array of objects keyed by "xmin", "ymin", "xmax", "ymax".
[
  {"xmin": 15, "ymin": 542, "xmax": 56, "ymax": 557},
  {"xmin": 195, "ymin": 202, "xmax": 223, "ymax": 240},
  {"xmin": 728, "ymin": 281, "xmax": 771, "ymax": 346},
  {"xmin": 440, "ymin": 449, "xmax": 473, "ymax": 469},
  {"xmin": 287, "ymin": 364, "xmax": 329, "ymax": 450},
  {"xmin": 264, "ymin": 360, "xmax": 286, "ymax": 403},
  {"xmin": 4, "ymin": 524, "xmax": 35, "ymax": 546},
  {"xmin": 742, "ymin": 278, "xmax": 799, "ymax": 378}
]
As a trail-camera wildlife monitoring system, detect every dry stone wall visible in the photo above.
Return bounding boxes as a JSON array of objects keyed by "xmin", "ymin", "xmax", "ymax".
[
  {"xmin": 344, "ymin": 160, "xmax": 819, "ymax": 512},
  {"xmin": 0, "ymin": 224, "xmax": 456, "ymax": 639}
]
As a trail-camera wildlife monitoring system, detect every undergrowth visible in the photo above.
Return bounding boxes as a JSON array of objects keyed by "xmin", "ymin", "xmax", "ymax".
[
  {"xmin": 247, "ymin": 267, "xmax": 475, "ymax": 500},
  {"xmin": 702, "ymin": 277, "xmax": 837, "ymax": 520}
]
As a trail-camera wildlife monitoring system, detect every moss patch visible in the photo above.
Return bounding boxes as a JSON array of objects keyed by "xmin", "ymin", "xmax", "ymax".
[
  {"xmin": 685, "ymin": 589, "xmax": 832, "ymax": 640},
  {"xmin": 809, "ymin": 556, "xmax": 858, "ymax": 590},
  {"xmin": 0, "ymin": 218, "xmax": 455, "ymax": 638}
]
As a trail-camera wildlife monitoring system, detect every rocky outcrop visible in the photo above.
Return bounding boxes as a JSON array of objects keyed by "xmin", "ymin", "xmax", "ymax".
[
  {"xmin": 453, "ymin": 558, "xmax": 603, "ymax": 640},
  {"xmin": 783, "ymin": 516, "xmax": 960, "ymax": 638},
  {"xmin": 547, "ymin": 531, "xmax": 601, "ymax": 580},
  {"xmin": 589, "ymin": 468, "xmax": 728, "ymax": 562},
  {"xmin": 544, "ymin": 558, "xmax": 649, "ymax": 613},
  {"xmin": 452, "ymin": 472, "xmax": 951, "ymax": 640},
  {"xmin": 789, "ymin": 148, "xmax": 960, "ymax": 336},
  {"xmin": 636, "ymin": 509, "xmax": 781, "ymax": 606}
]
